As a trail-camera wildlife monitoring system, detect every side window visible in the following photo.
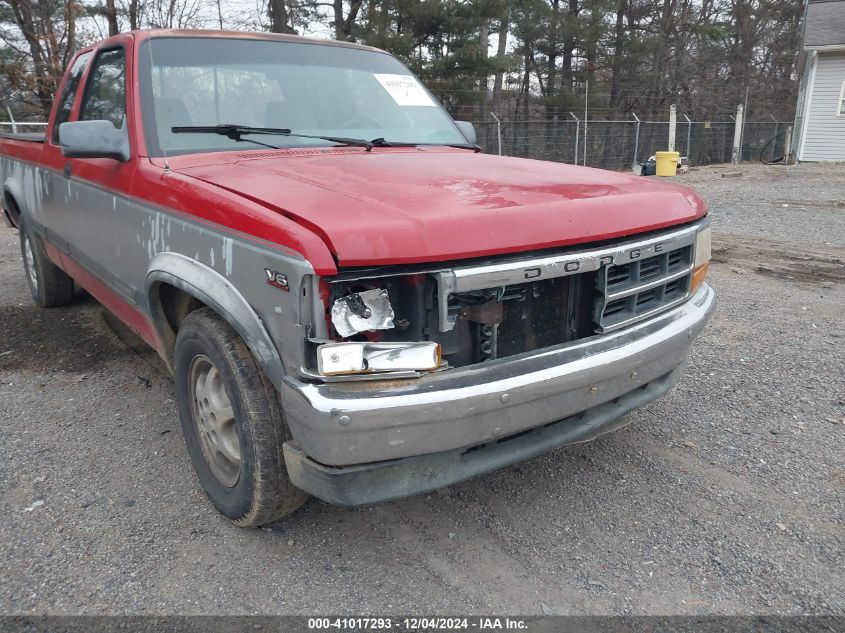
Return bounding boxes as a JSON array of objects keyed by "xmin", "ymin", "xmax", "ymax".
[
  {"xmin": 51, "ymin": 52, "xmax": 92, "ymax": 144},
  {"xmin": 79, "ymin": 48, "xmax": 126, "ymax": 129}
]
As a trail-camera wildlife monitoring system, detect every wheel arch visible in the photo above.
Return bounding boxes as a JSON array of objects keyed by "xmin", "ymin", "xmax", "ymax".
[
  {"xmin": 146, "ymin": 252, "xmax": 285, "ymax": 386},
  {"xmin": 3, "ymin": 179, "xmax": 25, "ymax": 227}
]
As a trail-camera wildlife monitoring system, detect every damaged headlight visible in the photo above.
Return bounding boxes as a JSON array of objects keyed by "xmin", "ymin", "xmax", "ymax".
[
  {"xmin": 331, "ymin": 288, "xmax": 395, "ymax": 338},
  {"xmin": 317, "ymin": 342, "xmax": 441, "ymax": 376}
]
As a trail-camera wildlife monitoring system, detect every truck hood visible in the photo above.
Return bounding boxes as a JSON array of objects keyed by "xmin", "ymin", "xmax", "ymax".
[{"xmin": 176, "ymin": 148, "xmax": 707, "ymax": 267}]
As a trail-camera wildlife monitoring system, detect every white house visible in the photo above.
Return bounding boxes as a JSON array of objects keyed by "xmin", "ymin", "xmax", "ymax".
[{"xmin": 793, "ymin": 0, "xmax": 845, "ymax": 162}]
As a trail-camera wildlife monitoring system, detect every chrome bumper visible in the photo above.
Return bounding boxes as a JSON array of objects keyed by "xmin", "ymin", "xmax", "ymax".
[{"xmin": 280, "ymin": 283, "xmax": 716, "ymax": 468}]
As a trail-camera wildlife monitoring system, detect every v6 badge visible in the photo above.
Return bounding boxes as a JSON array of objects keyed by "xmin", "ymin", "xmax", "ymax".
[{"xmin": 265, "ymin": 269, "xmax": 289, "ymax": 291}]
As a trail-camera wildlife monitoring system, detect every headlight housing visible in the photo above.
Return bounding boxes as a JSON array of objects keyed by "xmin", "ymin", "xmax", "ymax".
[
  {"xmin": 315, "ymin": 277, "xmax": 440, "ymax": 379},
  {"xmin": 331, "ymin": 288, "xmax": 395, "ymax": 338},
  {"xmin": 317, "ymin": 341, "xmax": 441, "ymax": 376}
]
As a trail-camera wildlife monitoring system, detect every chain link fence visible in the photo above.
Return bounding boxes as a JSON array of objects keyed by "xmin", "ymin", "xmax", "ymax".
[
  {"xmin": 1, "ymin": 118, "xmax": 790, "ymax": 170},
  {"xmin": 473, "ymin": 119, "xmax": 790, "ymax": 170}
]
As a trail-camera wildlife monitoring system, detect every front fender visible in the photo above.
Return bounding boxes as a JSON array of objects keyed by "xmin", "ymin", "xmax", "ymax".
[{"xmin": 146, "ymin": 252, "xmax": 285, "ymax": 386}]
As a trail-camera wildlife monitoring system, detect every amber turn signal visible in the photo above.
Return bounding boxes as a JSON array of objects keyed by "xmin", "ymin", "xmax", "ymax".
[{"xmin": 691, "ymin": 261, "xmax": 710, "ymax": 293}]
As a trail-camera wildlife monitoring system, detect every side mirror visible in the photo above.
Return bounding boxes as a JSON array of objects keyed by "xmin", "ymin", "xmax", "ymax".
[
  {"xmin": 59, "ymin": 120, "xmax": 130, "ymax": 161},
  {"xmin": 454, "ymin": 120, "xmax": 477, "ymax": 145}
]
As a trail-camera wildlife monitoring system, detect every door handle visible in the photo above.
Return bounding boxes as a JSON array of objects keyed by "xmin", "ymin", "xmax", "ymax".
[{"xmin": 63, "ymin": 163, "xmax": 72, "ymax": 179}]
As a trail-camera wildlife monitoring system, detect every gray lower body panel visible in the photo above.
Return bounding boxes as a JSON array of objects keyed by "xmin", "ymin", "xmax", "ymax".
[{"xmin": 284, "ymin": 366, "xmax": 682, "ymax": 506}]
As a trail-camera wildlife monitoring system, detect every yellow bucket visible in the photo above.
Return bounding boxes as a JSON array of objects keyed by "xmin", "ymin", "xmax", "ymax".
[{"xmin": 655, "ymin": 151, "xmax": 680, "ymax": 177}]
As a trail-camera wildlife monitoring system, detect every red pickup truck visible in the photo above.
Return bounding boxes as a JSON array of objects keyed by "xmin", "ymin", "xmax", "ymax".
[{"xmin": 1, "ymin": 29, "xmax": 714, "ymax": 525}]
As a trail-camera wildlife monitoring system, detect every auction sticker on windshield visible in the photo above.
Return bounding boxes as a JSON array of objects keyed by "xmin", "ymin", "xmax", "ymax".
[{"xmin": 374, "ymin": 74, "xmax": 436, "ymax": 107}]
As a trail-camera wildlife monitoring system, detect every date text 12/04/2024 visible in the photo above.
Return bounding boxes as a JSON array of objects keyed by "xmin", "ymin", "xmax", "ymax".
[{"xmin": 307, "ymin": 617, "xmax": 529, "ymax": 630}]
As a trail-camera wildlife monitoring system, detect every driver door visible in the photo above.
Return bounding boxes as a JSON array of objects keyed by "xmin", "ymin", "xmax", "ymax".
[{"xmin": 59, "ymin": 43, "xmax": 139, "ymax": 302}]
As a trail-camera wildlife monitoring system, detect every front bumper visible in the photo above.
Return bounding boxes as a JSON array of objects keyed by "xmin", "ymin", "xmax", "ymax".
[{"xmin": 280, "ymin": 283, "xmax": 715, "ymax": 502}]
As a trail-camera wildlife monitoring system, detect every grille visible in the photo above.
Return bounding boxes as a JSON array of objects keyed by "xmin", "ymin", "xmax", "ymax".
[
  {"xmin": 595, "ymin": 245, "xmax": 693, "ymax": 331},
  {"xmin": 434, "ymin": 222, "xmax": 702, "ymax": 367},
  {"xmin": 443, "ymin": 272, "xmax": 600, "ymax": 366},
  {"xmin": 494, "ymin": 274, "xmax": 597, "ymax": 358}
]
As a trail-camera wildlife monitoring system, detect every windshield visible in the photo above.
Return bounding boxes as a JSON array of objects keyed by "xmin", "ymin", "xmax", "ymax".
[{"xmin": 138, "ymin": 37, "xmax": 467, "ymax": 156}]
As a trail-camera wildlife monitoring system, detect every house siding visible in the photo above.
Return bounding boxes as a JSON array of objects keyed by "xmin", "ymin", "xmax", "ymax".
[{"xmin": 800, "ymin": 53, "xmax": 845, "ymax": 162}]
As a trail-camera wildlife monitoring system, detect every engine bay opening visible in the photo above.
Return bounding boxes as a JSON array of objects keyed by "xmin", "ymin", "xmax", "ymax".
[{"xmin": 313, "ymin": 270, "xmax": 601, "ymax": 373}]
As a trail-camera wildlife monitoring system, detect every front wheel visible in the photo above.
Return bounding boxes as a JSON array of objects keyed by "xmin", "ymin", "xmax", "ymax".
[{"xmin": 174, "ymin": 308, "xmax": 308, "ymax": 525}]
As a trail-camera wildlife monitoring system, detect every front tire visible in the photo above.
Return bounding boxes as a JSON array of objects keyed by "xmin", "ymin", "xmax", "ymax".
[
  {"xmin": 19, "ymin": 222, "xmax": 74, "ymax": 308},
  {"xmin": 174, "ymin": 308, "xmax": 308, "ymax": 526}
]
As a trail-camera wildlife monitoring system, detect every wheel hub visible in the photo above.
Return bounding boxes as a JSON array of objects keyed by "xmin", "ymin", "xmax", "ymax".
[{"xmin": 189, "ymin": 354, "xmax": 241, "ymax": 487}]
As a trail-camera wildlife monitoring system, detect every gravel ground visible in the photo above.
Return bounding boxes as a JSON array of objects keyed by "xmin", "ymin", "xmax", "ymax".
[{"xmin": 0, "ymin": 163, "xmax": 843, "ymax": 616}]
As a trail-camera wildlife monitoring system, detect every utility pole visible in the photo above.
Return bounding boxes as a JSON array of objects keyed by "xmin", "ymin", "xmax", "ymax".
[
  {"xmin": 569, "ymin": 112, "xmax": 580, "ymax": 165},
  {"xmin": 490, "ymin": 112, "xmax": 502, "ymax": 156},
  {"xmin": 783, "ymin": 126, "xmax": 793, "ymax": 167},
  {"xmin": 583, "ymin": 80, "xmax": 589, "ymax": 166},
  {"xmin": 739, "ymin": 86, "xmax": 749, "ymax": 161},
  {"xmin": 769, "ymin": 115, "xmax": 779, "ymax": 163},
  {"xmin": 632, "ymin": 113, "xmax": 640, "ymax": 163},
  {"xmin": 668, "ymin": 104, "xmax": 677, "ymax": 152},
  {"xmin": 732, "ymin": 104, "xmax": 744, "ymax": 165}
]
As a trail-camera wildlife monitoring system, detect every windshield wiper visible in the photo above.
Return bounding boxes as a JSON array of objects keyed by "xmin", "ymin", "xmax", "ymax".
[
  {"xmin": 172, "ymin": 124, "xmax": 375, "ymax": 151},
  {"xmin": 171, "ymin": 126, "xmax": 480, "ymax": 153},
  {"xmin": 370, "ymin": 138, "xmax": 481, "ymax": 152}
]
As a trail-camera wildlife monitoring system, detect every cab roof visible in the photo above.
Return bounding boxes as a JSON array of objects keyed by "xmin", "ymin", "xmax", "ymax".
[{"xmin": 134, "ymin": 29, "xmax": 385, "ymax": 54}]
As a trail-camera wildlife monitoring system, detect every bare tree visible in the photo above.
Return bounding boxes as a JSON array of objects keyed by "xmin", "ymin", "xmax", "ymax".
[
  {"xmin": 331, "ymin": 0, "xmax": 362, "ymax": 41},
  {"xmin": 103, "ymin": 0, "xmax": 118, "ymax": 34},
  {"xmin": 0, "ymin": 0, "xmax": 804, "ymax": 124},
  {"xmin": 268, "ymin": 0, "xmax": 295, "ymax": 33},
  {"xmin": 126, "ymin": 0, "xmax": 138, "ymax": 28},
  {"xmin": 143, "ymin": 0, "xmax": 212, "ymax": 28},
  {"xmin": 0, "ymin": 0, "xmax": 79, "ymax": 117},
  {"xmin": 492, "ymin": 4, "xmax": 509, "ymax": 114}
]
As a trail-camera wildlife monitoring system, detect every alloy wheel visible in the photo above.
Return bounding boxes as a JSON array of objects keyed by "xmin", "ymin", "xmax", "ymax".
[{"xmin": 188, "ymin": 354, "xmax": 241, "ymax": 487}]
